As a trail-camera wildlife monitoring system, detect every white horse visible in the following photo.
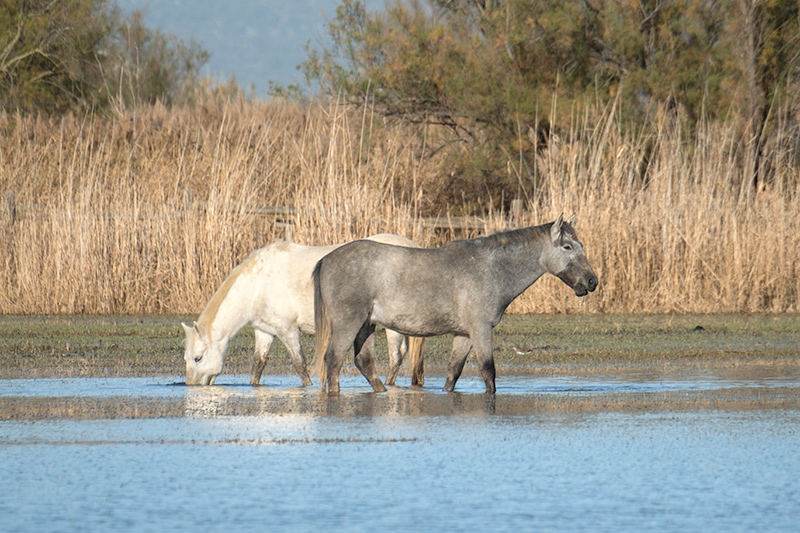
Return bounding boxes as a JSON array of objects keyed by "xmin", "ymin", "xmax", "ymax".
[{"xmin": 182, "ymin": 234, "xmax": 424, "ymax": 386}]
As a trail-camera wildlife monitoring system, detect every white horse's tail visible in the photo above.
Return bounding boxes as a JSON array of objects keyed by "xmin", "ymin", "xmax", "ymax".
[
  {"xmin": 312, "ymin": 260, "xmax": 332, "ymax": 390},
  {"xmin": 408, "ymin": 336, "xmax": 426, "ymax": 387}
]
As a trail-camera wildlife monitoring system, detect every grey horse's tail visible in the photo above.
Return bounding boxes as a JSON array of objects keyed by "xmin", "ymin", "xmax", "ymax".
[
  {"xmin": 312, "ymin": 259, "xmax": 331, "ymax": 389},
  {"xmin": 408, "ymin": 336, "xmax": 426, "ymax": 387}
]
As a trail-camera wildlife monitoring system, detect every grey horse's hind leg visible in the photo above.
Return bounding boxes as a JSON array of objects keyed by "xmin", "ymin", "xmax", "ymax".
[
  {"xmin": 279, "ymin": 328, "xmax": 312, "ymax": 387},
  {"xmin": 443, "ymin": 335, "xmax": 473, "ymax": 392},
  {"xmin": 354, "ymin": 323, "xmax": 387, "ymax": 392},
  {"xmin": 384, "ymin": 329, "xmax": 407, "ymax": 386},
  {"xmin": 249, "ymin": 330, "xmax": 275, "ymax": 386},
  {"xmin": 323, "ymin": 341, "xmax": 343, "ymax": 394},
  {"xmin": 325, "ymin": 324, "xmax": 356, "ymax": 394}
]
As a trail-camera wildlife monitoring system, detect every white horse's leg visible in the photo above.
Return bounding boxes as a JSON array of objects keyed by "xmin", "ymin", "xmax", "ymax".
[
  {"xmin": 408, "ymin": 337, "xmax": 426, "ymax": 387},
  {"xmin": 443, "ymin": 335, "xmax": 473, "ymax": 392},
  {"xmin": 279, "ymin": 328, "xmax": 312, "ymax": 387},
  {"xmin": 384, "ymin": 329, "xmax": 407, "ymax": 386},
  {"xmin": 249, "ymin": 330, "xmax": 275, "ymax": 386}
]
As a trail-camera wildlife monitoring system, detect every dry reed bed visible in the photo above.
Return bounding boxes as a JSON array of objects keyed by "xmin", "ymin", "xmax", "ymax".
[{"xmin": 0, "ymin": 99, "xmax": 798, "ymax": 315}]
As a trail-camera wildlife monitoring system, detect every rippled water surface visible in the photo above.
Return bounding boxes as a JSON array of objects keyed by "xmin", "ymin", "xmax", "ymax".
[{"xmin": 2, "ymin": 373, "xmax": 799, "ymax": 532}]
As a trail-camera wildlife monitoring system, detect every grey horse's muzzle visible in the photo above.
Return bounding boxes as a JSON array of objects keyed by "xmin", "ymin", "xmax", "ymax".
[
  {"xmin": 560, "ymin": 270, "xmax": 598, "ymax": 297},
  {"xmin": 578, "ymin": 274, "xmax": 598, "ymax": 296}
]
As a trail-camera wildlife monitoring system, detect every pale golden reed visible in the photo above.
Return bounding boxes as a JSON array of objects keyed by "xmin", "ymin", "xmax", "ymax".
[{"xmin": 0, "ymin": 98, "xmax": 797, "ymax": 315}]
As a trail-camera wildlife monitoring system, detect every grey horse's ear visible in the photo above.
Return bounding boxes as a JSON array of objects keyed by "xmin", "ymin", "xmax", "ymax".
[
  {"xmin": 551, "ymin": 213, "xmax": 564, "ymax": 242},
  {"xmin": 566, "ymin": 213, "xmax": 576, "ymax": 227}
]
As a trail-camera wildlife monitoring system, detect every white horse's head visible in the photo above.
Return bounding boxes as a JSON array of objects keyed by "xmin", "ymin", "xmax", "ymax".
[{"xmin": 182, "ymin": 322, "xmax": 225, "ymax": 385}]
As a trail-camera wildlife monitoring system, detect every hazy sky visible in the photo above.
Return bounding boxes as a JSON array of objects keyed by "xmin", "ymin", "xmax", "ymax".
[{"xmin": 114, "ymin": 0, "xmax": 384, "ymax": 97}]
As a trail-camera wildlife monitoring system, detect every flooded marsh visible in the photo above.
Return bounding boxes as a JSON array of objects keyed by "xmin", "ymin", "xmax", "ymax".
[{"xmin": 1, "ymin": 314, "xmax": 799, "ymax": 531}]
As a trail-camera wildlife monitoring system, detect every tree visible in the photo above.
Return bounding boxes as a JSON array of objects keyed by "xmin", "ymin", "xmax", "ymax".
[
  {"xmin": 296, "ymin": 0, "xmax": 800, "ymax": 206},
  {"xmin": 0, "ymin": 0, "xmax": 109, "ymax": 113},
  {"xmin": 0, "ymin": 0, "xmax": 212, "ymax": 114},
  {"xmin": 725, "ymin": 0, "xmax": 800, "ymax": 189},
  {"xmin": 594, "ymin": 0, "xmax": 731, "ymax": 122},
  {"xmin": 101, "ymin": 9, "xmax": 210, "ymax": 109}
]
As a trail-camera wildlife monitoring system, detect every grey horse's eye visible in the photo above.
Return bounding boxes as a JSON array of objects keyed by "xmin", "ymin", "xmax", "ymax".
[{"xmin": 562, "ymin": 243, "xmax": 573, "ymax": 251}]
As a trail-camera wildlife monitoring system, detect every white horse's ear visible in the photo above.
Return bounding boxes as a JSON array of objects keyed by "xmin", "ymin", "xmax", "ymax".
[
  {"xmin": 566, "ymin": 213, "xmax": 576, "ymax": 227},
  {"xmin": 193, "ymin": 321, "xmax": 207, "ymax": 341},
  {"xmin": 181, "ymin": 322, "xmax": 193, "ymax": 337},
  {"xmin": 551, "ymin": 213, "xmax": 564, "ymax": 242}
]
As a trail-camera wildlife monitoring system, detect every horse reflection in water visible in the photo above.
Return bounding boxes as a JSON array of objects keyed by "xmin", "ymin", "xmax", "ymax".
[
  {"xmin": 182, "ymin": 234, "xmax": 425, "ymax": 386},
  {"xmin": 184, "ymin": 387, "xmax": 233, "ymax": 418},
  {"xmin": 314, "ymin": 214, "xmax": 598, "ymax": 394},
  {"xmin": 183, "ymin": 384, "xmax": 499, "ymax": 418},
  {"xmin": 184, "ymin": 385, "xmax": 316, "ymax": 419}
]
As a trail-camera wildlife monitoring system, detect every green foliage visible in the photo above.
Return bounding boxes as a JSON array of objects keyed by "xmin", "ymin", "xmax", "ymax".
[
  {"xmin": 0, "ymin": 0, "xmax": 212, "ymax": 114},
  {"xmin": 298, "ymin": 0, "xmax": 800, "ymax": 208},
  {"xmin": 0, "ymin": 0, "xmax": 108, "ymax": 113}
]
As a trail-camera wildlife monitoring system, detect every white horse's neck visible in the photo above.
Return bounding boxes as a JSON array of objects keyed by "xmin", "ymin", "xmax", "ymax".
[{"xmin": 197, "ymin": 260, "xmax": 256, "ymax": 345}]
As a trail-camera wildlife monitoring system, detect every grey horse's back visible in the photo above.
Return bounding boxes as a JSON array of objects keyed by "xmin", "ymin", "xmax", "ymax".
[{"xmin": 316, "ymin": 240, "xmax": 467, "ymax": 337}]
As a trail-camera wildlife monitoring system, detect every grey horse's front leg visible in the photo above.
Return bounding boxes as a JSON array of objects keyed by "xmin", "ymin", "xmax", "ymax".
[
  {"xmin": 354, "ymin": 324, "xmax": 387, "ymax": 392},
  {"xmin": 443, "ymin": 335, "xmax": 473, "ymax": 392},
  {"xmin": 471, "ymin": 331, "xmax": 496, "ymax": 394},
  {"xmin": 249, "ymin": 330, "xmax": 275, "ymax": 386}
]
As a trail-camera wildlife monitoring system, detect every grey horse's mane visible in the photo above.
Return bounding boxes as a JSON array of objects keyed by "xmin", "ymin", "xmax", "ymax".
[{"xmin": 466, "ymin": 221, "xmax": 577, "ymax": 250}]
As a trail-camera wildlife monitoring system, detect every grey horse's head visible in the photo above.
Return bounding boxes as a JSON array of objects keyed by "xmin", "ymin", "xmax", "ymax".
[
  {"xmin": 540, "ymin": 214, "xmax": 598, "ymax": 297},
  {"xmin": 181, "ymin": 322, "xmax": 224, "ymax": 385}
]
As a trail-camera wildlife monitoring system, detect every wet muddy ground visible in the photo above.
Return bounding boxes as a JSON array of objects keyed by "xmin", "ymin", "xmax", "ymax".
[{"xmin": 2, "ymin": 313, "xmax": 799, "ymax": 379}]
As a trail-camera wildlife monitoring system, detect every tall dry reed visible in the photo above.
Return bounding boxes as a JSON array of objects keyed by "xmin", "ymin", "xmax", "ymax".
[{"xmin": 0, "ymin": 98, "xmax": 797, "ymax": 315}]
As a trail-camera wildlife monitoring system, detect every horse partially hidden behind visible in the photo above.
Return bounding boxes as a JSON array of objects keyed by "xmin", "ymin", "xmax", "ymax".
[
  {"xmin": 182, "ymin": 234, "xmax": 425, "ymax": 386},
  {"xmin": 313, "ymin": 214, "xmax": 598, "ymax": 394}
]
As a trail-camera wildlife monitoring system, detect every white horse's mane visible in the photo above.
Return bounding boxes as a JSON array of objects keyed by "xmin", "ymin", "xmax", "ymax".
[{"xmin": 196, "ymin": 246, "xmax": 266, "ymax": 334}]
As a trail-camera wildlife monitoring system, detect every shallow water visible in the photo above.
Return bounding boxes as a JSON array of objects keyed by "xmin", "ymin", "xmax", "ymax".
[
  {"xmin": 2, "ymin": 372, "xmax": 799, "ymax": 532},
  {"xmin": 3, "ymin": 367, "xmax": 798, "ymax": 397}
]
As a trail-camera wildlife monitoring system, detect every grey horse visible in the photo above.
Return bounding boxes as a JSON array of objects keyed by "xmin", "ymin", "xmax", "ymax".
[{"xmin": 313, "ymin": 214, "xmax": 598, "ymax": 394}]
